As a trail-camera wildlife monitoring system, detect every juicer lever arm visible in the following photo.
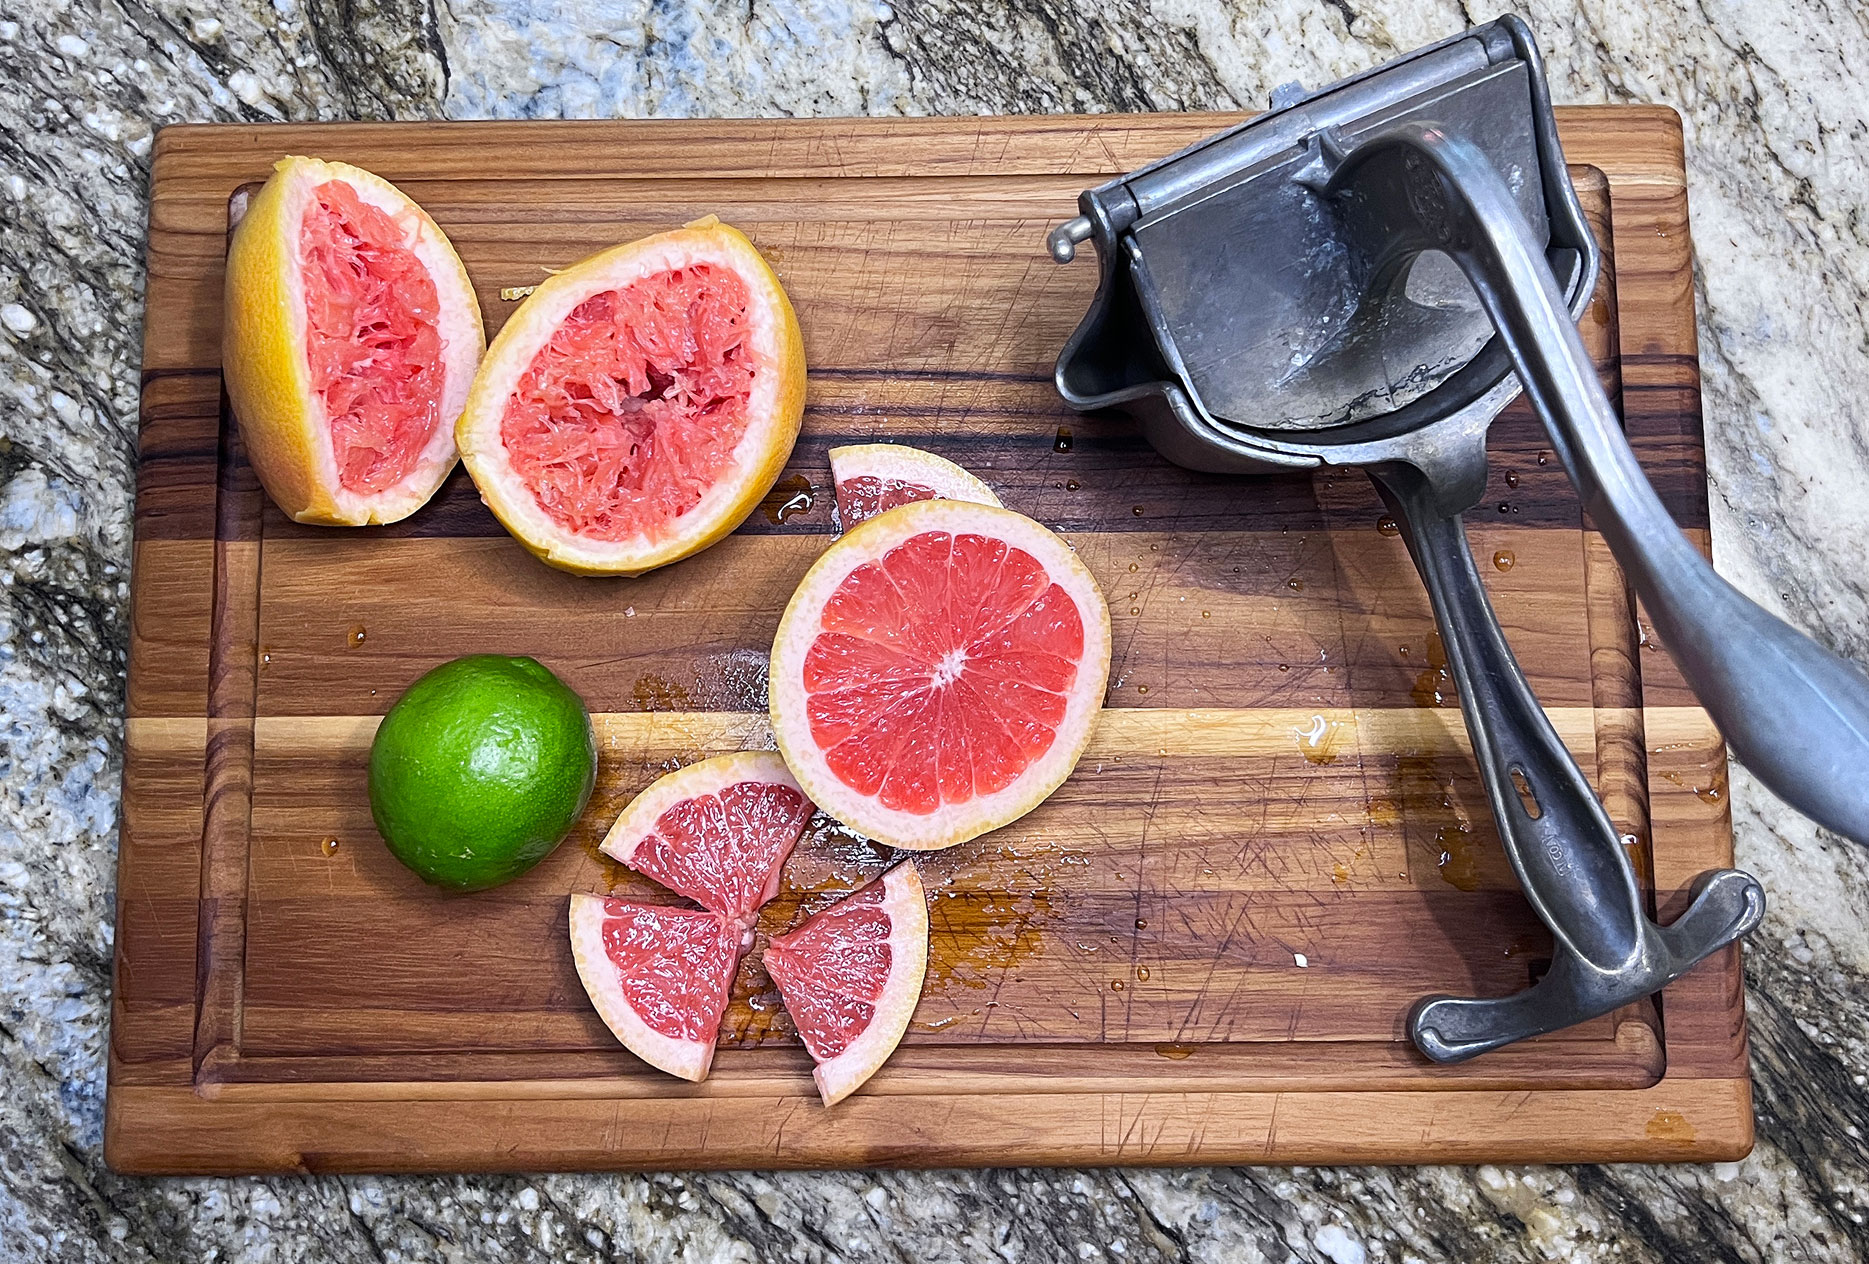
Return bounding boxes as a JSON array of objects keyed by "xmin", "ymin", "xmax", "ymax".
[{"xmin": 1337, "ymin": 122, "xmax": 1869, "ymax": 846}]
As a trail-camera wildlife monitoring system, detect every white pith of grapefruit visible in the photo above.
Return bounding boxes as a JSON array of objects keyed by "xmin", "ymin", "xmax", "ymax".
[
  {"xmin": 769, "ymin": 499, "xmax": 1111, "ymax": 850},
  {"xmin": 763, "ymin": 862, "xmax": 929, "ymax": 1107}
]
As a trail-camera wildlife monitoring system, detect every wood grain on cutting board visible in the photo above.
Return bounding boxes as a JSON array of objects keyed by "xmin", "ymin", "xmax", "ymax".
[{"xmin": 111, "ymin": 108, "xmax": 1749, "ymax": 1172}]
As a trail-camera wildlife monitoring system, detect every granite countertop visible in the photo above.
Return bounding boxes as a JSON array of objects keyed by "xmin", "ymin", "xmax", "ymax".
[{"xmin": 5, "ymin": 1, "xmax": 1868, "ymax": 1259}]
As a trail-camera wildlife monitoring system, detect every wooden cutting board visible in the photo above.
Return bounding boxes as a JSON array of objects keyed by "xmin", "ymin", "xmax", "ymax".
[{"xmin": 111, "ymin": 109, "xmax": 1749, "ymax": 1173}]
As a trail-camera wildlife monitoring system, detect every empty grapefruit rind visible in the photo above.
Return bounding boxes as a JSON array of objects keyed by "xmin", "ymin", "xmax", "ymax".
[
  {"xmin": 827, "ymin": 443, "xmax": 1002, "ymax": 523},
  {"xmin": 455, "ymin": 217, "xmax": 806, "ymax": 576},
  {"xmin": 806, "ymin": 863, "xmax": 930, "ymax": 1107},
  {"xmin": 768, "ymin": 499, "xmax": 1112, "ymax": 851},
  {"xmin": 567, "ymin": 893, "xmax": 722, "ymax": 1082},
  {"xmin": 224, "ymin": 155, "xmax": 484, "ymax": 526}
]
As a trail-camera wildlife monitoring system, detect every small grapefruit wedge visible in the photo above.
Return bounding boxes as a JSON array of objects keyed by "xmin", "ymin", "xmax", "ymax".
[
  {"xmin": 569, "ymin": 895, "xmax": 745, "ymax": 1081},
  {"xmin": 456, "ymin": 217, "xmax": 806, "ymax": 575},
  {"xmin": 763, "ymin": 863, "xmax": 928, "ymax": 1106},
  {"xmin": 224, "ymin": 156, "xmax": 484, "ymax": 525},
  {"xmin": 769, "ymin": 500, "xmax": 1111, "ymax": 850},
  {"xmin": 599, "ymin": 752, "xmax": 813, "ymax": 925},
  {"xmin": 828, "ymin": 443, "xmax": 1000, "ymax": 528}
]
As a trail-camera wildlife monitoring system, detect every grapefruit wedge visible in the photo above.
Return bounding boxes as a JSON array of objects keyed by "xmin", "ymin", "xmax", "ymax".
[
  {"xmin": 828, "ymin": 443, "xmax": 1000, "ymax": 528},
  {"xmin": 456, "ymin": 218, "xmax": 806, "ymax": 575},
  {"xmin": 763, "ymin": 862, "xmax": 928, "ymax": 1106},
  {"xmin": 598, "ymin": 752, "xmax": 812, "ymax": 925},
  {"xmin": 769, "ymin": 500, "xmax": 1111, "ymax": 850},
  {"xmin": 224, "ymin": 156, "xmax": 484, "ymax": 525},
  {"xmin": 569, "ymin": 896, "xmax": 744, "ymax": 1081}
]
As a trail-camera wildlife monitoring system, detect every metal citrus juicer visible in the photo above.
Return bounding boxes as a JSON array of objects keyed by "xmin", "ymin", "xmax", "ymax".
[{"xmin": 1047, "ymin": 15, "xmax": 1869, "ymax": 1061}]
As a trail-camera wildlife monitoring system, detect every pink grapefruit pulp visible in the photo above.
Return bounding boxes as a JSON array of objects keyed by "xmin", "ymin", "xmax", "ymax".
[
  {"xmin": 301, "ymin": 180, "xmax": 447, "ymax": 496},
  {"xmin": 501, "ymin": 265, "xmax": 757, "ymax": 542}
]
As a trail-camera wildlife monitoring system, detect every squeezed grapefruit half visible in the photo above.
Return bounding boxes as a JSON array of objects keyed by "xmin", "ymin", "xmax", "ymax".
[
  {"xmin": 828, "ymin": 443, "xmax": 1000, "ymax": 529},
  {"xmin": 224, "ymin": 156, "xmax": 484, "ymax": 525},
  {"xmin": 599, "ymin": 751, "xmax": 813, "ymax": 926},
  {"xmin": 456, "ymin": 218, "xmax": 806, "ymax": 575},
  {"xmin": 769, "ymin": 500, "xmax": 1111, "ymax": 850},
  {"xmin": 763, "ymin": 862, "xmax": 928, "ymax": 1106}
]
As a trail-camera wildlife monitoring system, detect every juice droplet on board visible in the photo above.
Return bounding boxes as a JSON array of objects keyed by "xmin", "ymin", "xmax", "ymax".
[
  {"xmin": 1412, "ymin": 632, "xmax": 1454, "ymax": 707},
  {"xmin": 321, "ymin": 836, "xmax": 340, "ymax": 856},
  {"xmin": 1435, "ymin": 821, "xmax": 1481, "ymax": 891},
  {"xmin": 1376, "ymin": 516, "xmax": 1400, "ymax": 537},
  {"xmin": 346, "ymin": 624, "xmax": 367, "ymax": 648},
  {"xmin": 1154, "ymin": 1042, "xmax": 1195, "ymax": 1060},
  {"xmin": 1293, "ymin": 713, "xmax": 1344, "ymax": 765},
  {"xmin": 1054, "ymin": 426, "xmax": 1073, "ymax": 452},
  {"xmin": 1504, "ymin": 469, "xmax": 1520, "ymax": 489},
  {"xmin": 1493, "ymin": 550, "xmax": 1516, "ymax": 572},
  {"xmin": 761, "ymin": 474, "xmax": 815, "ymax": 523}
]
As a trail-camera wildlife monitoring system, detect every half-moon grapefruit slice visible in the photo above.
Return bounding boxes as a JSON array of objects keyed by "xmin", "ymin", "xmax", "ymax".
[
  {"xmin": 769, "ymin": 500, "xmax": 1111, "ymax": 850},
  {"xmin": 456, "ymin": 217, "xmax": 806, "ymax": 575},
  {"xmin": 828, "ymin": 443, "xmax": 1000, "ymax": 529},
  {"xmin": 568, "ymin": 895, "xmax": 744, "ymax": 1082},
  {"xmin": 763, "ymin": 862, "xmax": 928, "ymax": 1106},
  {"xmin": 224, "ymin": 156, "xmax": 484, "ymax": 525},
  {"xmin": 598, "ymin": 751, "xmax": 813, "ymax": 925}
]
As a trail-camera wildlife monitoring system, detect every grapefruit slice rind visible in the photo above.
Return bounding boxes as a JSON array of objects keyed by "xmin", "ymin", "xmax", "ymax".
[
  {"xmin": 569, "ymin": 894, "xmax": 744, "ymax": 1082},
  {"xmin": 763, "ymin": 862, "xmax": 929, "ymax": 1107},
  {"xmin": 456, "ymin": 217, "xmax": 806, "ymax": 576},
  {"xmin": 769, "ymin": 499, "xmax": 1112, "ymax": 851},
  {"xmin": 224, "ymin": 155, "xmax": 484, "ymax": 526},
  {"xmin": 599, "ymin": 751, "xmax": 812, "ymax": 924},
  {"xmin": 828, "ymin": 443, "xmax": 1001, "ymax": 529}
]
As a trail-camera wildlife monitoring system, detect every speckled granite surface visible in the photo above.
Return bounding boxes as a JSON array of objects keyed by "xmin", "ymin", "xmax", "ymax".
[{"xmin": 4, "ymin": 1, "xmax": 1869, "ymax": 1260}]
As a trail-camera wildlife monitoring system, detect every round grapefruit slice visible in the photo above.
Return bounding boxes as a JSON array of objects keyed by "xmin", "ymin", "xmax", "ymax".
[
  {"xmin": 828, "ymin": 443, "xmax": 1000, "ymax": 529},
  {"xmin": 569, "ymin": 895, "xmax": 744, "ymax": 1081},
  {"xmin": 455, "ymin": 217, "xmax": 806, "ymax": 575},
  {"xmin": 763, "ymin": 862, "xmax": 928, "ymax": 1106},
  {"xmin": 224, "ymin": 156, "xmax": 484, "ymax": 525},
  {"xmin": 769, "ymin": 500, "xmax": 1111, "ymax": 850},
  {"xmin": 599, "ymin": 752, "xmax": 813, "ymax": 925}
]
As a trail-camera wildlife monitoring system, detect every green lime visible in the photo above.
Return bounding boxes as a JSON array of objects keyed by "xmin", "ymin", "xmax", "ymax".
[{"xmin": 368, "ymin": 655, "xmax": 597, "ymax": 892}]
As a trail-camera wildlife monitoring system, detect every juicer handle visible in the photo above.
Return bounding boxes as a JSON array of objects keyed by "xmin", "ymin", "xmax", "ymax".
[{"xmin": 1350, "ymin": 123, "xmax": 1869, "ymax": 846}]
